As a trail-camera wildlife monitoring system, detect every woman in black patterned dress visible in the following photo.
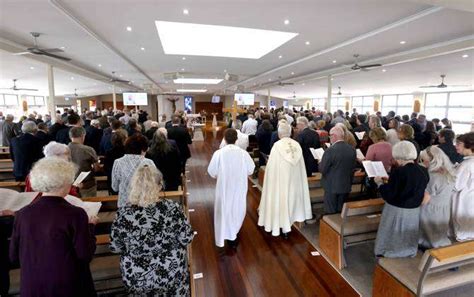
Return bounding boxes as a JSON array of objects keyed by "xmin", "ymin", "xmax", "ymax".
[{"xmin": 110, "ymin": 164, "xmax": 194, "ymax": 296}]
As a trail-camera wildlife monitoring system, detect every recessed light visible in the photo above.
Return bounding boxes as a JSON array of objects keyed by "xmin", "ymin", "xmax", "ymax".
[
  {"xmin": 332, "ymin": 60, "xmax": 337, "ymax": 63},
  {"xmin": 268, "ymin": 78, "xmax": 272, "ymax": 81},
  {"xmin": 126, "ymin": 26, "xmax": 132, "ymax": 32},
  {"xmin": 183, "ymin": 9, "xmax": 189, "ymax": 15},
  {"xmin": 305, "ymin": 41, "xmax": 310, "ymax": 45},
  {"xmin": 291, "ymin": 72, "xmax": 295, "ymax": 75},
  {"xmin": 98, "ymin": 64, "xmax": 102, "ymax": 67},
  {"xmin": 30, "ymin": 66, "xmax": 35, "ymax": 70},
  {"xmin": 278, "ymin": 55, "xmax": 282, "ymax": 59},
  {"xmin": 284, "ymin": 19, "xmax": 290, "ymax": 25},
  {"xmin": 224, "ymin": 69, "xmax": 227, "ymax": 73},
  {"xmin": 60, "ymin": 46, "xmax": 66, "ymax": 50},
  {"xmin": 155, "ymin": 20, "xmax": 298, "ymax": 59},
  {"xmin": 140, "ymin": 47, "xmax": 145, "ymax": 51},
  {"xmin": 71, "ymin": 77, "xmax": 74, "ymax": 80},
  {"xmin": 302, "ymin": 83, "xmax": 305, "ymax": 86},
  {"xmin": 382, "ymin": 69, "xmax": 387, "ymax": 72},
  {"xmin": 331, "ymin": 78, "xmax": 334, "ymax": 81},
  {"xmin": 119, "ymin": 74, "xmax": 123, "ymax": 77},
  {"xmin": 462, "ymin": 54, "xmax": 469, "ymax": 58},
  {"xmin": 400, "ymin": 41, "xmax": 406, "ymax": 44},
  {"xmin": 182, "ymin": 57, "xmax": 186, "ymax": 60},
  {"xmin": 181, "ymin": 68, "xmax": 185, "ymax": 71},
  {"xmin": 174, "ymin": 78, "xmax": 223, "ymax": 84},
  {"xmin": 177, "ymin": 89, "xmax": 207, "ymax": 93}
]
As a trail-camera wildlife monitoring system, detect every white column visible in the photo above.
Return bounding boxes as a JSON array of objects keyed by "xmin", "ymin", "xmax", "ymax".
[
  {"xmin": 267, "ymin": 88, "xmax": 271, "ymax": 107},
  {"xmin": 112, "ymin": 85, "xmax": 117, "ymax": 110},
  {"xmin": 47, "ymin": 65, "xmax": 55, "ymax": 116},
  {"xmin": 327, "ymin": 74, "xmax": 332, "ymax": 113}
]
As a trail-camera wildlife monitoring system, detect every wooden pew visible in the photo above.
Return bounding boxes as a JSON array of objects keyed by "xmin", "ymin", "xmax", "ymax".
[
  {"xmin": 319, "ymin": 198, "xmax": 384, "ymax": 269},
  {"xmin": 373, "ymin": 240, "xmax": 474, "ymax": 297},
  {"xmin": 0, "ymin": 168, "xmax": 15, "ymax": 181},
  {"xmin": 0, "ymin": 181, "xmax": 26, "ymax": 191},
  {"xmin": 95, "ymin": 175, "xmax": 108, "ymax": 191},
  {"xmin": 0, "ymin": 159, "xmax": 13, "ymax": 169}
]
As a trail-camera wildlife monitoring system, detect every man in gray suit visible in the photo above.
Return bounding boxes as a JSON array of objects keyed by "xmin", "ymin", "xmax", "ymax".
[{"xmin": 319, "ymin": 126, "xmax": 356, "ymax": 214}]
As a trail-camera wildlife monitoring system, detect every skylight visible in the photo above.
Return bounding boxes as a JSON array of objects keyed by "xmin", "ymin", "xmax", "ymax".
[
  {"xmin": 173, "ymin": 78, "xmax": 223, "ymax": 85},
  {"xmin": 155, "ymin": 21, "xmax": 298, "ymax": 59}
]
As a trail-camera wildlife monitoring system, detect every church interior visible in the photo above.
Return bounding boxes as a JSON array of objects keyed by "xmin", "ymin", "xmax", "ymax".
[{"xmin": 0, "ymin": 0, "xmax": 473, "ymax": 296}]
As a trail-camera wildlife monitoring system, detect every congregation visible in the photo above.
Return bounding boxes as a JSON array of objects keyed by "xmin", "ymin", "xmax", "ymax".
[{"xmin": 0, "ymin": 104, "xmax": 473, "ymax": 296}]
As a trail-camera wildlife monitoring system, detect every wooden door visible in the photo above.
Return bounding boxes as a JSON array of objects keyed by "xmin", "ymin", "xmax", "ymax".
[{"xmin": 196, "ymin": 102, "xmax": 224, "ymax": 120}]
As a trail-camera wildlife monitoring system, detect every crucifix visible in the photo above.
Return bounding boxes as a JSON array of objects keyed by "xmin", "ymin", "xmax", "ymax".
[
  {"xmin": 222, "ymin": 100, "xmax": 245, "ymax": 122},
  {"xmin": 167, "ymin": 97, "xmax": 180, "ymax": 114}
]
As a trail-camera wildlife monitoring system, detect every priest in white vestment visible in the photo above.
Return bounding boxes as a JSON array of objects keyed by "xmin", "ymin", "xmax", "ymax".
[
  {"xmin": 208, "ymin": 128, "xmax": 255, "ymax": 247},
  {"xmin": 258, "ymin": 122, "xmax": 312, "ymax": 237}
]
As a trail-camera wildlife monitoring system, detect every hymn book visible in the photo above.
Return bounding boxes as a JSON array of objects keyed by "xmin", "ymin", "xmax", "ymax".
[
  {"xmin": 362, "ymin": 161, "xmax": 388, "ymax": 178},
  {"xmin": 310, "ymin": 148, "xmax": 325, "ymax": 161},
  {"xmin": 355, "ymin": 131, "xmax": 365, "ymax": 140},
  {"xmin": 64, "ymin": 195, "xmax": 102, "ymax": 219},
  {"xmin": 73, "ymin": 171, "xmax": 91, "ymax": 187},
  {"xmin": 0, "ymin": 189, "xmax": 37, "ymax": 211}
]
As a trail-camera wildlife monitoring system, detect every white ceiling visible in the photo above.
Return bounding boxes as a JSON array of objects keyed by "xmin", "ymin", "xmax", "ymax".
[{"xmin": 0, "ymin": 0, "xmax": 473, "ymax": 99}]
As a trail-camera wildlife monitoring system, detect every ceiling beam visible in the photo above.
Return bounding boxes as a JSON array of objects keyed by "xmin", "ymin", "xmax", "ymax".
[
  {"xmin": 251, "ymin": 35, "xmax": 474, "ymax": 91},
  {"xmin": 49, "ymin": 0, "xmax": 163, "ymax": 91},
  {"xmin": 226, "ymin": 6, "xmax": 444, "ymax": 91}
]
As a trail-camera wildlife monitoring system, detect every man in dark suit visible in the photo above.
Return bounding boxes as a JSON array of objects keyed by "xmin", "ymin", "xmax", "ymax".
[
  {"xmin": 319, "ymin": 126, "xmax": 356, "ymax": 214},
  {"xmin": 10, "ymin": 121, "xmax": 44, "ymax": 181},
  {"xmin": 167, "ymin": 115, "xmax": 192, "ymax": 173},
  {"xmin": 36, "ymin": 122, "xmax": 52, "ymax": 149},
  {"xmin": 296, "ymin": 116, "xmax": 320, "ymax": 177},
  {"xmin": 56, "ymin": 113, "xmax": 81, "ymax": 145},
  {"xmin": 84, "ymin": 119, "xmax": 103, "ymax": 154},
  {"xmin": 438, "ymin": 128, "xmax": 463, "ymax": 164}
]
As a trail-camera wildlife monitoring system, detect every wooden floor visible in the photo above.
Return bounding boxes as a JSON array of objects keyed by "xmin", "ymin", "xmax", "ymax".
[{"xmin": 187, "ymin": 130, "xmax": 359, "ymax": 297}]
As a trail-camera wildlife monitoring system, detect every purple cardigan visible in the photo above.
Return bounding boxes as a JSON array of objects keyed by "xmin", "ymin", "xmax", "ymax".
[{"xmin": 9, "ymin": 196, "xmax": 97, "ymax": 297}]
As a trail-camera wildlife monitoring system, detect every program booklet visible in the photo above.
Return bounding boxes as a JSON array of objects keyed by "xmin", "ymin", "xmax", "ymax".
[
  {"xmin": 73, "ymin": 171, "xmax": 91, "ymax": 187},
  {"xmin": 356, "ymin": 149, "xmax": 365, "ymax": 160},
  {"xmin": 0, "ymin": 189, "xmax": 37, "ymax": 211},
  {"xmin": 310, "ymin": 148, "xmax": 325, "ymax": 161},
  {"xmin": 362, "ymin": 161, "xmax": 388, "ymax": 178},
  {"xmin": 64, "ymin": 195, "xmax": 102, "ymax": 219},
  {"xmin": 355, "ymin": 131, "xmax": 365, "ymax": 140}
]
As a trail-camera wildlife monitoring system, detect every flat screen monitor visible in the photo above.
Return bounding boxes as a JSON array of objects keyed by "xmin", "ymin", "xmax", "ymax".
[
  {"xmin": 283, "ymin": 100, "xmax": 288, "ymax": 108},
  {"xmin": 123, "ymin": 92, "xmax": 148, "ymax": 106},
  {"xmin": 269, "ymin": 100, "xmax": 276, "ymax": 108},
  {"xmin": 184, "ymin": 96, "xmax": 193, "ymax": 113},
  {"xmin": 211, "ymin": 95, "xmax": 221, "ymax": 103},
  {"xmin": 235, "ymin": 93, "xmax": 255, "ymax": 105}
]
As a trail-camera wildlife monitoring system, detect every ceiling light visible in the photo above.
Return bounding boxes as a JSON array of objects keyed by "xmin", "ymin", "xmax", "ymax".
[
  {"xmin": 177, "ymin": 89, "xmax": 207, "ymax": 93},
  {"xmin": 98, "ymin": 64, "xmax": 102, "ymax": 67},
  {"xmin": 382, "ymin": 69, "xmax": 387, "ymax": 72},
  {"xmin": 332, "ymin": 60, "xmax": 337, "ymax": 63},
  {"xmin": 305, "ymin": 41, "xmax": 310, "ymax": 45},
  {"xmin": 183, "ymin": 9, "xmax": 189, "ymax": 15},
  {"xmin": 126, "ymin": 26, "xmax": 132, "ymax": 32},
  {"xmin": 30, "ymin": 66, "xmax": 35, "ymax": 70},
  {"xmin": 268, "ymin": 78, "xmax": 272, "ymax": 81},
  {"xmin": 70, "ymin": 77, "xmax": 74, "ymax": 80},
  {"xmin": 284, "ymin": 19, "xmax": 290, "ymax": 25},
  {"xmin": 331, "ymin": 78, "xmax": 334, "ymax": 81},
  {"xmin": 173, "ymin": 78, "xmax": 223, "ymax": 84},
  {"xmin": 278, "ymin": 55, "xmax": 282, "ymax": 59},
  {"xmin": 181, "ymin": 68, "xmax": 185, "ymax": 71},
  {"xmin": 119, "ymin": 74, "xmax": 123, "ymax": 77},
  {"xmin": 182, "ymin": 57, "xmax": 186, "ymax": 60},
  {"xmin": 301, "ymin": 83, "xmax": 305, "ymax": 86},
  {"xmin": 400, "ymin": 41, "xmax": 406, "ymax": 44},
  {"xmin": 462, "ymin": 54, "xmax": 469, "ymax": 58},
  {"xmin": 140, "ymin": 47, "xmax": 145, "ymax": 51},
  {"xmin": 291, "ymin": 72, "xmax": 295, "ymax": 75},
  {"xmin": 224, "ymin": 69, "xmax": 227, "ymax": 73},
  {"xmin": 155, "ymin": 21, "xmax": 298, "ymax": 59},
  {"xmin": 60, "ymin": 46, "xmax": 66, "ymax": 50}
]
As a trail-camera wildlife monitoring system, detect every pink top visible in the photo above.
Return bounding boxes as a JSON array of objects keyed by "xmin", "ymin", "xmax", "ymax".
[{"xmin": 366, "ymin": 141, "xmax": 393, "ymax": 172}]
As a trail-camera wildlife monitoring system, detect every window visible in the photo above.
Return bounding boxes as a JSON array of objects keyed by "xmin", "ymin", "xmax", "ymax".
[
  {"xmin": 0, "ymin": 94, "xmax": 4, "ymax": 105},
  {"xmin": 312, "ymin": 98, "xmax": 325, "ymax": 110},
  {"xmin": 352, "ymin": 96, "xmax": 374, "ymax": 113},
  {"xmin": 4, "ymin": 94, "xmax": 18, "ymax": 106},
  {"xmin": 26, "ymin": 95, "xmax": 45, "ymax": 106},
  {"xmin": 424, "ymin": 91, "xmax": 473, "ymax": 134},
  {"xmin": 330, "ymin": 97, "xmax": 346, "ymax": 111},
  {"xmin": 381, "ymin": 94, "xmax": 413, "ymax": 116},
  {"xmin": 35, "ymin": 96, "xmax": 44, "ymax": 105}
]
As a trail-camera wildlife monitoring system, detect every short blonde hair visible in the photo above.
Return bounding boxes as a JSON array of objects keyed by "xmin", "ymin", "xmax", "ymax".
[
  {"xmin": 30, "ymin": 157, "xmax": 77, "ymax": 192},
  {"xmin": 128, "ymin": 165, "xmax": 163, "ymax": 207},
  {"xmin": 369, "ymin": 127, "xmax": 387, "ymax": 142}
]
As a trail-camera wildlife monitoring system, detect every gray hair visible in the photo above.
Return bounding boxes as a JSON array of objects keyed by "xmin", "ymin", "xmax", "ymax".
[
  {"xmin": 21, "ymin": 121, "xmax": 37, "ymax": 134},
  {"xmin": 392, "ymin": 141, "xmax": 417, "ymax": 161},
  {"xmin": 232, "ymin": 119, "xmax": 243, "ymax": 130},
  {"xmin": 69, "ymin": 126, "xmax": 86, "ymax": 139},
  {"xmin": 278, "ymin": 122, "xmax": 292, "ymax": 138},
  {"xmin": 43, "ymin": 141, "xmax": 71, "ymax": 159},
  {"xmin": 29, "ymin": 157, "xmax": 77, "ymax": 192},
  {"xmin": 157, "ymin": 127, "xmax": 168, "ymax": 138},
  {"xmin": 296, "ymin": 116, "xmax": 309, "ymax": 127},
  {"xmin": 150, "ymin": 121, "xmax": 159, "ymax": 128},
  {"xmin": 330, "ymin": 126, "xmax": 344, "ymax": 140}
]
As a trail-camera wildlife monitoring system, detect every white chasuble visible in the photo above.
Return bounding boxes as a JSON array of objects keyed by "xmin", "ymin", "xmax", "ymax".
[
  {"xmin": 451, "ymin": 156, "xmax": 474, "ymax": 241},
  {"xmin": 207, "ymin": 144, "xmax": 255, "ymax": 247},
  {"xmin": 258, "ymin": 137, "xmax": 312, "ymax": 236}
]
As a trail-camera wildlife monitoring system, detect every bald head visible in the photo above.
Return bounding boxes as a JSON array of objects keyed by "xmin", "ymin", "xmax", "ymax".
[{"xmin": 329, "ymin": 126, "xmax": 344, "ymax": 143}]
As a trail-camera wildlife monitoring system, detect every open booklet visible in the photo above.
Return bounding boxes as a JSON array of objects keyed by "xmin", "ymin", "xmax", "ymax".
[
  {"xmin": 355, "ymin": 131, "xmax": 365, "ymax": 140},
  {"xmin": 309, "ymin": 148, "xmax": 325, "ymax": 161},
  {"xmin": 362, "ymin": 160, "xmax": 388, "ymax": 178},
  {"xmin": 356, "ymin": 149, "xmax": 365, "ymax": 160},
  {"xmin": 73, "ymin": 171, "xmax": 91, "ymax": 187},
  {"xmin": 0, "ymin": 189, "xmax": 101, "ymax": 219}
]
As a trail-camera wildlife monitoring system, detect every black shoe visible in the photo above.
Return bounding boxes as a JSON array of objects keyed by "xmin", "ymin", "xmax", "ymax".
[
  {"xmin": 228, "ymin": 239, "xmax": 239, "ymax": 249},
  {"xmin": 281, "ymin": 232, "xmax": 289, "ymax": 240}
]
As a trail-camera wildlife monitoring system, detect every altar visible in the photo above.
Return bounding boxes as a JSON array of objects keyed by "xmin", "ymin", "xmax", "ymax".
[{"xmin": 192, "ymin": 123, "xmax": 205, "ymax": 141}]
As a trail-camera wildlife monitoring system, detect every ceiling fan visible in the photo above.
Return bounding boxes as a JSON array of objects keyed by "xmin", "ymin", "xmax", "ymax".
[
  {"xmin": 13, "ymin": 32, "xmax": 71, "ymax": 61},
  {"xmin": 64, "ymin": 88, "xmax": 84, "ymax": 99},
  {"xmin": 287, "ymin": 91, "xmax": 300, "ymax": 99},
  {"xmin": 0, "ymin": 79, "xmax": 38, "ymax": 91},
  {"xmin": 109, "ymin": 71, "xmax": 130, "ymax": 83},
  {"xmin": 277, "ymin": 76, "xmax": 294, "ymax": 86},
  {"xmin": 332, "ymin": 86, "xmax": 346, "ymax": 96},
  {"xmin": 347, "ymin": 54, "xmax": 382, "ymax": 71},
  {"xmin": 419, "ymin": 74, "xmax": 470, "ymax": 89}
]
